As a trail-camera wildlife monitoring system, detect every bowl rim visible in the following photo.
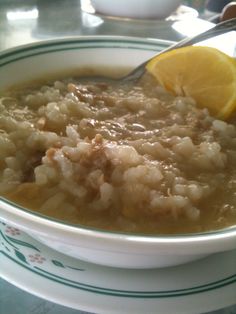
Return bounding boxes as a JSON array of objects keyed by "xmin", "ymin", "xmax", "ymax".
[
  {"xmin": 0, "ymin": 35, "xmax": 236, "ymax": 244},
  {"xmin": 0, "ymin": 35, "xmax": 175, "ymax": 68},
  {"xmin": 1, "ymin": 197, "xmax": 236, "ymax": 244}
]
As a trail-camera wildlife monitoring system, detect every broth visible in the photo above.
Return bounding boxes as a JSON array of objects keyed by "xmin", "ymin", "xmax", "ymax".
[{"xmin": 0, "ymin": 73, "xmax": 236, "ymax": 234}]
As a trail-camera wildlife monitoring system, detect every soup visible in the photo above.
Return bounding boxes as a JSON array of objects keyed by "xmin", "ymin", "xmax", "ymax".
[{"xmin": 0, "ymin": 73, "xmax": 236, "ymax": 234}]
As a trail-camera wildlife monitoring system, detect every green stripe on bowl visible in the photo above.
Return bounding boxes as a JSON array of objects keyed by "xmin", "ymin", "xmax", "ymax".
[{"xmin": 0, "ymin": 37, "xmax": 172, "ymax": 67}]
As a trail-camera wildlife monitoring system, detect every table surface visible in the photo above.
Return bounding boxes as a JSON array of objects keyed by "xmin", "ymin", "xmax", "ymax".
[{"xmin": 0, "ymin": 1, "xmax": 235, "ymax": 313}]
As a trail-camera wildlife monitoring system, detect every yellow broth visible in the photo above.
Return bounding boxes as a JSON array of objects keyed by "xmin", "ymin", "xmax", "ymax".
[{"xmin": 0, "ymin": 73, "xmax": 236, "ymax": 234}]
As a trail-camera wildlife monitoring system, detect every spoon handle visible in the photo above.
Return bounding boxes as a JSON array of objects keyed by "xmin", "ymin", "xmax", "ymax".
[
  {"xmin": 169, "ymin": 17, "xmax": 236, "ymax": 50},
  {"xmin": 124, "ymin": 17, "xmax": 236, "ymax": 82}
]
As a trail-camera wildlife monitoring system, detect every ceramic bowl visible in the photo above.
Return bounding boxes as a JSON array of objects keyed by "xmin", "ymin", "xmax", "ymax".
[
  {"xmin": 0, "ymin": 36, "xmax": 236, "ymax": 269},
  {"xmin": 90, "ymin": 0, "xmax": 182, "ymax": 19}
]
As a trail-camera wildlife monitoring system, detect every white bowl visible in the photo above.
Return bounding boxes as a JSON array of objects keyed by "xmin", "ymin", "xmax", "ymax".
[
  {"xmin": 0, "ymin": 36, "xmax": 236, "ymax": 269},
  {"xmin": 90, "ymin": 0, "xmax": 182, "ymax": 19}
]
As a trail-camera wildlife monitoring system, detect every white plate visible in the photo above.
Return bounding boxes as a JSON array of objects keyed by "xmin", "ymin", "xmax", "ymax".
[{"xmin": 0, "ymin": 221, "xmax": 235, "ymax": 314}]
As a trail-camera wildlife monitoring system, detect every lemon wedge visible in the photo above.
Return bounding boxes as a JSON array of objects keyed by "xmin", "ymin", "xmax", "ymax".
[{"xmin": 146, "ymin": 46, "xmax": 236, "ymax": 119}]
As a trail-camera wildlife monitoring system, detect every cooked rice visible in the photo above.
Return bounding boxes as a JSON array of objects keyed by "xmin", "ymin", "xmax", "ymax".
[{"xmin": 0, "ymin": 73, "xmax": 236, "ymax": 234}]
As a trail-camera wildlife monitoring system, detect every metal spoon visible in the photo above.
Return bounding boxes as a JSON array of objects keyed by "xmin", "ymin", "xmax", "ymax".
[{"xmin": 122, "ymin": 17, "xmax": 236, "ymax": 82}]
